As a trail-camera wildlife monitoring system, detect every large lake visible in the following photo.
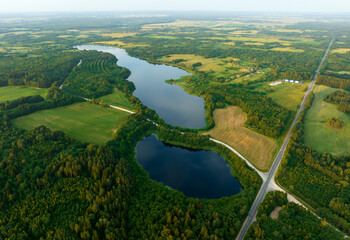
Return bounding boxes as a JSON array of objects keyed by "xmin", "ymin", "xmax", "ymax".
[
  {"xmin": 76, "ymin": 45, "xmax": 206, "ymax": 129},
  {"xmin": 136, "ymin": 135, "xmax": 242, "ymax": 199}
]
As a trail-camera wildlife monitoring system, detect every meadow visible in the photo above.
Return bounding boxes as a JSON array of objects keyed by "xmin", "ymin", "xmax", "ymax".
[
  {"xmin": 98, "ymin": 88, "xmax": 136, "ymax": 111},
  {"xmin": 12, "ymin": 102, "xmax": 130, "ymax": 144},
  {"xmin": 304, "ymin": 85, "xmax": 350, "ymax": 155},
  {"xmin": 0, "ymin": 86, "xmax": 46, "ymax": 102},
  {"xmin": 265, "ymin": 83, "xmax": 308, "ymax": 111},
  {"xmin": 206, "ymin": 106, "xmax": 276, "ymax": 170}
]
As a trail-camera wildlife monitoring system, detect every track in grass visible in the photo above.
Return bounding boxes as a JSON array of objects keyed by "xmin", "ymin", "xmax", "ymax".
[{"xmin": 12, "ymin": 102, "xmax": 130, "ymax": 144}]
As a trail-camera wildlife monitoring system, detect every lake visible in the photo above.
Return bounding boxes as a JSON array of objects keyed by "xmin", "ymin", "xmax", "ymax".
[
  {"xmin": 76, "ymin": 45, "xmax": 206, "ymax": 129},
  {"xmin": 136, "ymin": 135, "xmax": 242, "ymax": 199}
]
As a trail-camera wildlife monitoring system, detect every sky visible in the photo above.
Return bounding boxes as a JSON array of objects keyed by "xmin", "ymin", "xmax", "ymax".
[{"xmin": 1, "ymin": 0, "xmax": 350, "ymax": 13}]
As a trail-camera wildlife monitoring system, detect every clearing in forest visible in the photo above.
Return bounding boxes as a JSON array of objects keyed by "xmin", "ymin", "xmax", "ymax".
[
  {"xmin": 0, "ymin": 86, "xmax": 46, "ymax": 103},
  {"xmin": 205, "ymin": 106, "xmax": 276, "ymax": 170},
  {"xmin": 304, "ymin": 85, "xmax": 350, "ymax": 155},
  {"xmin": 98, "ymin": 88, "xmax": 136, "ymax": 111},
  {"xmin": 12, "ymin": 102, "xmax": 130, "ymax": 144}
]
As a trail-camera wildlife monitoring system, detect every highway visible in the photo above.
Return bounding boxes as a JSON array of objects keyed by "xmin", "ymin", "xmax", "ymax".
[{"xmin": 236, "ymin": 36, "xmax": 335, "ymax": 240}]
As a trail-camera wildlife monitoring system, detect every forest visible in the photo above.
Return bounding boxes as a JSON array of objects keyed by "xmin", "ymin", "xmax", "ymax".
[{"xmin": 245, "ymin": 191, "xmax": 343, "ymax": 239}]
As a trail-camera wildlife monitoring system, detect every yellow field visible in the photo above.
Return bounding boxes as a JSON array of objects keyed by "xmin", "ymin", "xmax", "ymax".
[
  {"xmin": 206, "ymin": 106, "xmax": 276, "ymax": 170},
  {"xmin": 227, "ymin": 36, "xmax": 289, "ymax": 44},
  {"xmin": 91, "ymin": 41, "xmax": 149, "ymax": 48},
  {"xmin": 58, "ymin": 35, "xmax": 72, "ymax": 38},
  {"xmin": 271, "ymin": 29, "xmax": 304, "ymax": 33},
  {"xmin": 161, "ymin": 54, "xmax": 225, "ymax": 72},
  {"xmin": 244, "ymin": 42, "xmax": 265, "ymax": 46},
  {"xmin": 222, "ymin": 42, "xmax": 236, "ymax": 46},
  {"xmin": 101, "ymin": 33, "xmax": 136, "ymax": 38},
  {"xmin": 332, "ymin": 48, "xmax": 350, "ymax": 54},
  {"xmin": 270, "ymin": 47, "xmax": 304, "ymax": 53}
]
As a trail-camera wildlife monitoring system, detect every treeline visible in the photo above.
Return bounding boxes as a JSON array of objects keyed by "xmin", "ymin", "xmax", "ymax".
[
  {"xmin": 0, "ymin": 95, "xmax": 44, "ymax": 111},
  {"xmin": 317, "ymin": 74, "xmax": 350, "ymax": 90},
  {"xmin": 205, "ymin": 85, "xmax": 289, "ymax": 138},
  {"xmin": 324, "ymin": 90, "xmax": 350, "ymax": 113},
  {"xmin": 62, "ymin": 51, "xmax": 131, "ymax": 98},
  {"xmin": 245, "ymin": 191, "xmax": 343, "ymax": 239},
  {"xmin": 276, "ymin": 92, "xmax": 350, "ymax": 235},
  {"xmin": 0, "ymin": 84, "xmax": 82, "ymax": 120}
]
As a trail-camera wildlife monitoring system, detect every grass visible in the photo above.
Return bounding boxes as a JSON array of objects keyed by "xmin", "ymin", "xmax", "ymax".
[
  {"xmin": 267, "ymin": 83, "xmax": 309, "ymax": 111},
  {"xmin": 205, "ymin": 106, "xmax": 276, "ymax": 170},
  {"xmin": 12, "ymin": 102, "xmax": 130, "ymax": 144},
  {"xmin": 304, "ymin": 85, "xmax": 350, "ymax": 156},
  {"xmin": 332, "ymin": 48, "xmax": 350, "ymax": 54},
  {"xmin": 0, "ymin": 86, "xmax": 46, "ymax": 103},
  {"xmin": 98, "ymin": 88, "xmax": 135, "ymax": 111}
]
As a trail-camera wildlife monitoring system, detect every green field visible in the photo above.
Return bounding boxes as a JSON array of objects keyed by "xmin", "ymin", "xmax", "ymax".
[
  {"xmin": 0, "ymin": 86, "xmax": 46, "ymax": 102},
  {"xmin": 98, "ymin": 88, "xmax": 135, "ymax": 111},
  {"xmin": 304, "ymin": 85, "xmax": 350, "ymax": 155},
  {"xmin": 12, "ymin": 102, "xmax": 130, "ymax": 144},
  {"xmin": 267, "ymin": 83, "xmax": 309, "ymax": 111}
]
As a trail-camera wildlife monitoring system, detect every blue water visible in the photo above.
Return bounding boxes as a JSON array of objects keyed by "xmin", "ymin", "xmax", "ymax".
[
  {"xmin": 136, "ymin": 135, "xmax": 242, "ymax": 199},
  {"xmin": 76, "ymin": 45, "xmax": 206, "ymax": 129}
]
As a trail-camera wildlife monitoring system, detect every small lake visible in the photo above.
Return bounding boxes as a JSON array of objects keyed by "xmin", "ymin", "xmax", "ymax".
[
  {"xmin": 76, "ymin": 45, "xmax": 206, "ymax": 129},
  {"xmin": 136, "ymin": 135, "xmax": 242, "ymax": 199}
]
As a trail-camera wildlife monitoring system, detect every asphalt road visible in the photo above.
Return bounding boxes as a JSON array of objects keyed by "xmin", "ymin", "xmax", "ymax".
[{"xmin": 236, "ymin": 36, "xmax": 335, "ymax": 240}]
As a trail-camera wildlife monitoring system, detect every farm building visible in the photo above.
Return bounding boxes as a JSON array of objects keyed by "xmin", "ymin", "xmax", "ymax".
[{"xmin": 283, "ymin": 79, "xmax": 303, "ymax": 84}]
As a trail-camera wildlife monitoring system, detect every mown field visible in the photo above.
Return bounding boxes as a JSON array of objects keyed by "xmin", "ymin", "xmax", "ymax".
[
  {"xmin": 12, "ymin": 102, "xmax": 130, "ymax": 144},
  {"xmin": 205, "ymin": 106, "xmax": 276, "ymax": 170},
  {"xmin": 304, "ymin": 85, "xmax": 350, "ymax": 155},
  {"xmin": 265, "ymin": 83, "xmax": 309, "ymax": 111},
  {"xmin": 0, "ymin": 86, "xmax": 46, "ymax": 102},
  {"xmin": 98, "ymin": 88, "xmax": 135, "ymax": 111}
]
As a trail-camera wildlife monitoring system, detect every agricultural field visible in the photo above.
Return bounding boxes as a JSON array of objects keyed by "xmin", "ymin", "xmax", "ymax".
[
  {"xmin": 0, "ymin": 86, "xmax": 46, "ymax": 102},
  {"xmin": 332, "ymin": 48, "xmax": 350, "ymax": 54},
  {"xmin": 304, "ymin": 85, "xmax": 350, "ymax": 155},
  {"xmin": 161, "ymin": 54, "xmax": 263, "ymax": 83},
  {"xmin": 98, "ymin": 88, "xmax": 136, "ymax": 111},
  {"xmin": 12, "ymin": 102, "xmax": 130, "ymax": 144},
  {"xmin": 256, "ymin": 82, "xmax": 309, "ymax": 111},
  {"xmin": 206, "ymin": 106, "xmax": 276, "ymax": 170}
]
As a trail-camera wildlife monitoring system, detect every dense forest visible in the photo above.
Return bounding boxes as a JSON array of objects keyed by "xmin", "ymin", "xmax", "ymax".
[
  {"xmin": 245, "ymin": 191, "xmax": 343, "ymax": 239},
  {"xmin": 276, "ymin": 93, "xmax": 350, "ymax": 235}
]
